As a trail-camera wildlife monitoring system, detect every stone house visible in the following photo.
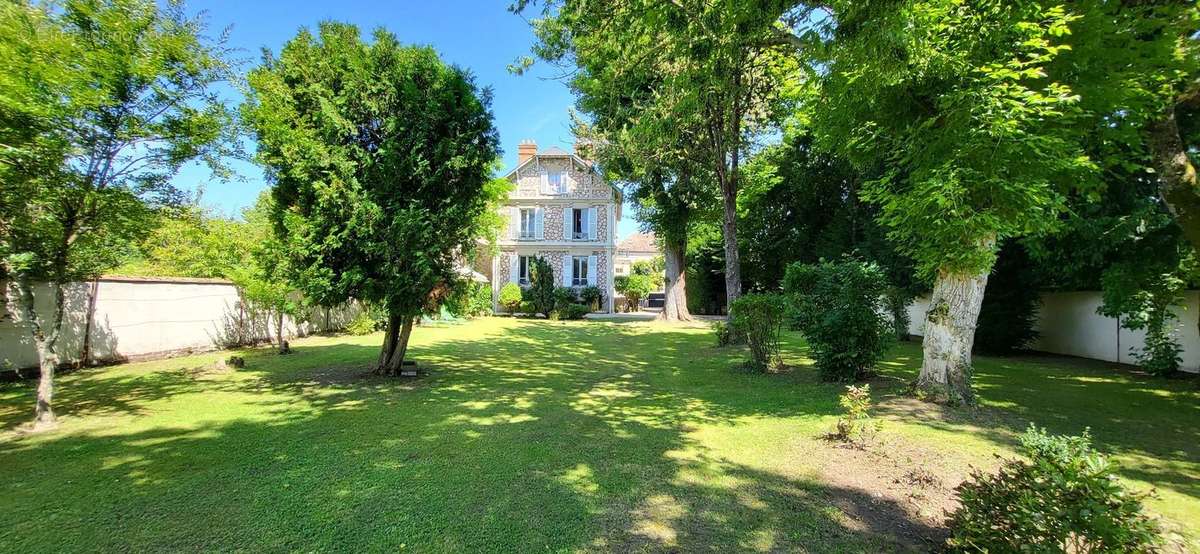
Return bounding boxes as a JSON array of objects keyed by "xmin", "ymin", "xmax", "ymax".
[{"xmin": 485, "ymin": 139, "xmax": 622, "ymax": 313}]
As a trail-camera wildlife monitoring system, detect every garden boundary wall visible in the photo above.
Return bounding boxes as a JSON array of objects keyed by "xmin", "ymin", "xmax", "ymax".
[
  {"xmin": 1, "ymin": 276, "xmax": 360, "ymax": 371},
  {"xmin": 906, "ymin": 290, "xmax": 1200, "ymax": 372}
]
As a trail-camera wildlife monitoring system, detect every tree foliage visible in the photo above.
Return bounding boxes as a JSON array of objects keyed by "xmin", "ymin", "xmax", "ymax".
[
  {"xmin": 0, "ymin": 0, "xmax": 238, "ymax": 429},
  {"xmin": 244, "ymin": 22, "xmax": 501, "ymax": 374}
]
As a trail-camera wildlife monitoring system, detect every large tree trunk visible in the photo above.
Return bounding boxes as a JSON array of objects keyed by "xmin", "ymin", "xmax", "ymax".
[
  {"xmin": 1148, "ymin": 101, "xmax": 1200, "ymax": 252},
  {"xmin": 375, "ymin": 314, "xmax": 414, "ymax": 376},
  {"xmin": 917, "ymin": 268, "xmax": 990, "ymax": 405},
  {"xmin": 659, "ymin": 236, "xmax": 692, "ymax": 322}
]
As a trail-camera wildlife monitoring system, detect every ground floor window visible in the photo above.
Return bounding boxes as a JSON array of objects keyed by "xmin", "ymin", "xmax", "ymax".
[
  {"xmin": 518, "ymin": 255, "xmax": 532, "ymax": 285},
  {"xmin": 572, "ymin": 255, "xmax": 589, "ymax": 286}
]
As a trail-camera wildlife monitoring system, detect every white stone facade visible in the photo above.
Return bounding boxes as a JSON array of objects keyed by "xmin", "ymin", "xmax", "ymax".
[{"xmin": 488, "ymin": 143, "xmax": 621, "ymax": 313}]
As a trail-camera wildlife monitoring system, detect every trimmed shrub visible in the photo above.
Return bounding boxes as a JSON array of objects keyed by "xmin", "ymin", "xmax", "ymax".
[
  {"xmin": 518, "ymin": 300, "xmax": 537, "ymax": 315},
  {"xmin": 498, "ymin": 282, "xmax": 523, "ymax": 314},
  {"xmin": 784, "ymin": 259, "xmax": 893, "ymax": 381},
  {"xmin": 729, "ymin": 292, "xmax": 790, "ymax": 371},
  {"xmin": 579, "ymin": 285, "xmax": 603, "ymax": 311},
  {"xmin": 948, "ymin": 426, "xmax": 1162, "ymax": 553},
  {"xmin": 559, "ymin": 303, "xmax": 590, "ymax": 320},
  {"xmin": 527, "ymin": 257, "xmax": 556, "ymax": 317}
]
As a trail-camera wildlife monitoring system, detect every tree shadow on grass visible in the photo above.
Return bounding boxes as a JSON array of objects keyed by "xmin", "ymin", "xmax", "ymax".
[{"xmin": 0, "ymin": 319, "xmax": 938, "ymax": 552}]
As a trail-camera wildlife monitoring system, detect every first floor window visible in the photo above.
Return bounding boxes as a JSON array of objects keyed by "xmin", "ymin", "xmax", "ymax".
[
  {"xmin": 518, "ymin": 255, "xmax": 532, "ymax": 285},
  {"xmin": 572, "ymin": 256, "xmax": 589, "ymax": 286},
  {"xmin": 519, "ymin": 208, "xmax": 535, "ymax": 238},
  {"xmin": 572, "ymin": 208, "xmax": 588, "ymax": 240}
]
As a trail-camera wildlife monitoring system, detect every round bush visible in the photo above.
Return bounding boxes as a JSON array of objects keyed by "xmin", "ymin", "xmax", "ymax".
[
  {"xmin": 498, "ymin": 282, "xmax": 523, "ymax": 314},
  {"xmin": 784, "ymin": 259, "xmax": 893, "ymax": 381}
]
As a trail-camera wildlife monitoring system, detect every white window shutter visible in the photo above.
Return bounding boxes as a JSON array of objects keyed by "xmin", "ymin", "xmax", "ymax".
[
  {"xmin": 540, "ymin": 172, "xmax": 550, "ymax": 195},
  {"xmin": 509, "ymin": 207, "xmax": 518, "ymax": 239},
  {"xmin": 562, "ymin": 257, "xmax": 573, "ymax": 287},
  {"xmin": 509, "ymin": 255, "xmax": 519, "ymax": 284},
  {"xmin": 535, "ymin": 207, "xmax": 544, "ymax": 239},
  {"xmin": 559, "ymin": 173, "xmax": 569, "ymax": 194},
  {"xmin": 587, "ymin": 207, "xmax": 598, "ymax": 240},
  {"xmin": 563, "ymin": 207, "xmax": 573, "ymax": 240},
  {"xmin": 587, "ymin": 255, "xmax": 597, "ymax": 285}
]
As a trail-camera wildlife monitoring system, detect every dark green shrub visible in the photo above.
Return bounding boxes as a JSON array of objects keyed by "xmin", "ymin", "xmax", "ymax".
[
  {"xmin": 579, "ymin": 285, "xmax": 603, "ymax": 311},
  {"xmin": 784, "ymin": 259, "xmax": 893, "ymax": 381},
  {"xmin": 948, "ymin": 426, "xmax": 1162, "ymax": 553},
  {"xmin": 729, "ymin": 293, "xmax": 790, "ymax": 371},
  {"xmin": 527, "ymin": 257, "xmax": 556, "ymax": 317},
  {"xmin": 553, "ymin": 286, "xmax": 579, "ymax": 311},
  {"xmin": 559, "ymin": 303, "xmax": 590, "ymax": 320},
  {"xmin": 975, "ymin": 242, "xmax": 1042, "ymax": 354},
  {"xmin": 518, "ymin": 300, "xmax": 537, "ymax": 315},
  {"xmin": 498, "ymin": 282, "xmax": 523, "ymax": 314}
]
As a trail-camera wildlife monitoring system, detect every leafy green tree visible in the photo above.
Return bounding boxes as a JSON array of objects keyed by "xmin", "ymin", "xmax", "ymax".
[
  {"xmin": 812, "ymin": 1, "xmax": 1095, "ymax": 404},
  {"xmin": 615, "ymin": 273, "xmax": 652, "ymax": 312},
  {"xmin": 0, "ymin": 0, "xmax": 238, "ymax": 430},
  {"xmin": 244, "ymin": 22, "xmax": 501, "ymax": 375},
  {"xmin": 515, "ymin": 0, "xmax": 799, "ymax": 309}
]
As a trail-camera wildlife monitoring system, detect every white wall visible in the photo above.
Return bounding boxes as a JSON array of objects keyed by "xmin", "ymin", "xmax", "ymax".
[
  {"xmin": 906, "ymin": 290, "xmax": 1200, "ymax": 372},
  {"xmin": 1, "ymin": 277, "xmax": 360, "ymax": 370}
]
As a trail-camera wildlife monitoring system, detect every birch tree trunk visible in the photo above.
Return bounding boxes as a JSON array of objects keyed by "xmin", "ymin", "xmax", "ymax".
[
  {"xmin": 719, "ymin": 184, "xmax": 741, "ymax": 310},
  {"xmin": 659, "ymin": 237, "xmax": 692, "ymax": 322},
  {"xmin": 917, "ymin": 268, "xmax": 990, "ymax": 405},
  {"xmin": 10, "ymin": 279, "xmax": 64, "ymax": 431}
]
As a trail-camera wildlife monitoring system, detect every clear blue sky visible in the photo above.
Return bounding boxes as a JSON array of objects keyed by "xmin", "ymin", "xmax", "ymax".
[{"xmin": 176, "ymin": 0, "xmax": 641, "ymax": 240}]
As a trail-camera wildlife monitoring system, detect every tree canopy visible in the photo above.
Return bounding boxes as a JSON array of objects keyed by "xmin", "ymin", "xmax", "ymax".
[{"xmin": 243, "ymin": 22, "xmax": 504, "ymax": 374}]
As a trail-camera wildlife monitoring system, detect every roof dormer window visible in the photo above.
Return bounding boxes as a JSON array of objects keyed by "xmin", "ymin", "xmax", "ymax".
[{"xmin": 547, "ymin": 171, "xmax": 566, "ymax": 194}]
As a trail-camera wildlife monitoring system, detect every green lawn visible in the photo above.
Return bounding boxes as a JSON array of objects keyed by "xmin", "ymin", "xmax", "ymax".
[{"xmin": 1, "ymin": 317, "xmax": 1197, "ymax": 552}]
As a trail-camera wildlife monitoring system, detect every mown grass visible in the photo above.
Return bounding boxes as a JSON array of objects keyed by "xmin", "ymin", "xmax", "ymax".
[{"xmin": 0, "ymin": 317, "xmax": 1196, "ymax": 552}]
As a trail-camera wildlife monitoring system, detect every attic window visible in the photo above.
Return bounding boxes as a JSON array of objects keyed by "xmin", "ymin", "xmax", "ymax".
[{"xmin": 547, "ymin": 171, "xmax": 566, "ymax": 194}]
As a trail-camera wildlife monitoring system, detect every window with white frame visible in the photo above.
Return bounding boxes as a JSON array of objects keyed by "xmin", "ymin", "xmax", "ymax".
[
  {"xmin": 548, "ymin": 171, "xmax": 566, "ymax": 194},
  {"xmin": 572, "ymin": 256, "xmax": 589, "ymax": 286},
  {"xmin": 517, "ymin": 255, "xmax": 532, "ymax": 285},
  {"xmin": 572, "ymin": 208, "xmax": 587, "ymax": 240},
  {"xmin": 519, "ymin": 208, "xmax": 536, "ymax": 238}
]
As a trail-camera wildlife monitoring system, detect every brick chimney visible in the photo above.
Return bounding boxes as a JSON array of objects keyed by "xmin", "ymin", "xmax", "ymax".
[{"xmin": 517, "ymin": 139, "xmax": 537, "ymax": 166}]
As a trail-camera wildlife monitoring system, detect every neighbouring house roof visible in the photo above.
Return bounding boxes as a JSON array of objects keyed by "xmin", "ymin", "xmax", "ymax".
[{"xmin": 617, "ymin": 232, "xmax": 659, "ymax": 255}]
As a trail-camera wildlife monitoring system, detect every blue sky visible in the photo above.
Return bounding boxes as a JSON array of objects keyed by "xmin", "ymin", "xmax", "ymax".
[{"xmin": 177, "ymin": 0, "xmax": 641, "ymax": 239}]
